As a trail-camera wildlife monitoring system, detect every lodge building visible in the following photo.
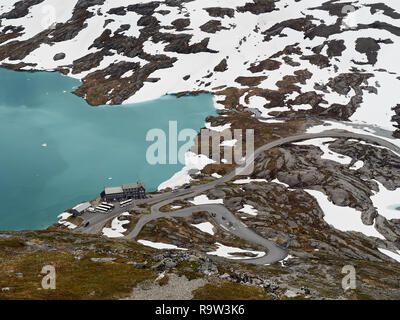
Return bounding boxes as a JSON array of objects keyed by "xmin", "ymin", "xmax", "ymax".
[{"xmin": 101, "ymin": 181, "xmax": 146, "ymax": 201}]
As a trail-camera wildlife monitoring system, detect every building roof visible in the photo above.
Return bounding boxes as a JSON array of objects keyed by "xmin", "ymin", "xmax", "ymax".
[
  {"xmin": 104, "ymin": 186, "xmax": 123, "ymax": 195},
  {"xmin": 73, "ymin": 202, "xmax": 91, "ymax": 213},
  {"xmin": 122, "ymin": 181, "xmax": 145, "ymax": 190}
]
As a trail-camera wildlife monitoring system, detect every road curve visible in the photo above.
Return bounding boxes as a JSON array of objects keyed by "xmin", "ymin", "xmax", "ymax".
[{"xmin": 82, "ymin": 130, "xmax": 400, "ymax": 265}]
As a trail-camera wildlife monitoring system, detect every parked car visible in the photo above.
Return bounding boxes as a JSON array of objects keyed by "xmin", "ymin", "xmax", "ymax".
[
  {"xmin": 211, "ymin": 213, "xmax": 216, "ymax": 218},
  {"xmin": 83, "ymin": 221, "xmax": 90, "ymax": 228},
  {"xmin": 184, "ymin": 184, "xmax": 191, "ymax": 189}
]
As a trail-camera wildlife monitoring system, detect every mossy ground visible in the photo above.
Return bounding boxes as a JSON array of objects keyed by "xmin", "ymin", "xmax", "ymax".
[{"xmin": 0, "ymin": 251, "xmax": 155, "ymax": 300}]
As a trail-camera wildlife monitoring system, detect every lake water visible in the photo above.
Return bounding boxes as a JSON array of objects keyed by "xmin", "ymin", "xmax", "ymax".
[{"xmin": 0, "ymin": 68, "xmax": 216, "ymax": 231}]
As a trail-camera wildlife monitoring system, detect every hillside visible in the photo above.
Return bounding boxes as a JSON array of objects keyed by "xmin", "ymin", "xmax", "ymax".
[{"xmin": 1, "ymin": 0, "xmax": 400, "ymax": 300}]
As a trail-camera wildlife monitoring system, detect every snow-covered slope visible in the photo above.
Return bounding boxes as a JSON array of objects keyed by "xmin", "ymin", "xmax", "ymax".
[
  {"xmin": 1, "ymin": 0, "xmax": 400, "ymax": 249},
  {"xmin": 0, "ymin": 0, "xmax": 400, "ymax": 139}
]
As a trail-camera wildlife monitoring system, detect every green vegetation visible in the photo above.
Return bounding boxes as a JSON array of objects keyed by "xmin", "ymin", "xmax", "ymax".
[
  {"xmin": 157, "ymin": 275, "xmax": 170, "ymax": 286},
  {"xmin": 174, "ymin": 261, "xmax": 202, "ymax": 280},
  {"xmin": 0, "ymin": 239, "xmax": 26, "ymax": 249},
  {"xmin": 0, "ymin": 251, "xmax": 155, "ymax": 300}
]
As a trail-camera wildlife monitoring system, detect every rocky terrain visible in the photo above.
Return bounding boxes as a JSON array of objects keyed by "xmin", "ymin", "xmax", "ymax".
[
  {"xmin": 1, "ymin": 0, "xmax": 400, "ymax": 299},
  {"xmin": 1, "ymin": 229, "xmax": 400, "ymax": 300}
]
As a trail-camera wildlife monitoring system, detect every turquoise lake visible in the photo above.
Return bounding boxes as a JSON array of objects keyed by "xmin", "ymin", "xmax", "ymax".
[{"xmin": 0, "ymin": 68, "xmax": 216, "ymax": 231}]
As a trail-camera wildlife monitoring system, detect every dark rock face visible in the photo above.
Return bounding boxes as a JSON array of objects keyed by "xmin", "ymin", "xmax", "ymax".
[
  {"xmin": 107, "ymin": 6, "xmax": 127, "ymax": 16},
  {"xmin": 367, "ymin": 3, "xmax": 400, "ymax": 19},
  {"xmin": 300, "ymin": 54, "xmax": 331, "ymax": 69},
  {"xmin": 171, "ymin": 18, "xmax": 191, "ymax": 31},
  {"xmin": 0, "ymin": 0, "xmax": 45, "ymax": 19},
  {"xmin": 214, "ymin": 58, "xmax": 228, "ymax": 72},
  {"xmin": 237, "ymin": 0, "xmax": 276, "ymax": 15},
  {"xmin": 248, "ymin": 59, "xmax": 281, "ymax": 73},
  {"xmin": 313, "ymin": 40, "xmax": 346, "ymax": 58},
  {"xmin": 235, "ymin": 76, "xmax": 268, "ymax": 87},
  {"xmin": 352, "ymin": 37, "xmax": 392, "ymax": 65},
  {"xmin": 204, "ymin": 7, "xmax": 235, "ymax": 18},
  {"xmin": 74, "ymin": 0, "xmax": 106, "ymax": 12},
  {"xmin": 393, "ymin": 104, "xmax": 400, "ymax": 138},
  {"xmin": 200, "ymin": 20, "xmax": 228, "ymax": 33},
  {"xmin": 156, "ymin": 33, "xmax": 218, "ymax": 54},
  {"xmin": 127, "ymin": 2, "xmax": 160, "ymax": 16},
  {"xmin": 53, "ymin": 53, "xmax": 66, "ymax": 61}
]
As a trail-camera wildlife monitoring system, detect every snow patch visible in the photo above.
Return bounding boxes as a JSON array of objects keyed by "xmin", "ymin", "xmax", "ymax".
[
  {"xmin": 305, "ymin": 189, "xmax": 385, "ymax": 239},
  {"xmin": 207, "ymin": 242, "xmax": 265, "ymax": 260},
  {"xmin": 158, "ymin": 152, "xmax": 215, "ymax": 190},
  {"xmin": 138, "ymin": 240, "xmax": 188, "ymax": 251},
  {"xmin": 102, "ymin": 212, "xmax": 131, "ymax": 238},
  {"xmin": 189, "ymin": 195, "xmax": 223, "ymax": 206},
  {"xmin": 238, "ymin": 204, "xmax": 258, "ymax": 216},
  {"xmin": 191, "ymin": 222, "xmax": 215, "ymax": 235}
]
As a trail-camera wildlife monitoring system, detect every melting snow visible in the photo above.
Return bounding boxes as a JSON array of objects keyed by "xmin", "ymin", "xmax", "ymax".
[
  {"xmin": 207, "ymin": 242, "xmax": 265, "ymax": 260},
  {"xmin": 378, "ymin": 248, "xmax": 400, "ymax": 263},
  {"xmin": 371, "ymin": 181, "xmax": 400, "ymax": 220},
  {"xmin": 238, "ymin": 205, "xmax": 258, "ymax": 216},
  {"xmin": 138, "ymin": 240, "xmax": 188, "ymax": 251},
  {"xmin": 233, "ymin": 178, "xmax": 268, "ymax": 184},
  {"xmin": 189, "ymin": 195, "xmax": 223, "ymax": 205},
  {"xmin": 294, "ymin": 138, "xmax": 353, "ymax": 165},
  {"xmin": 305, "ymin": 189, "xmax": 385, "ymax": 239},
  {"xmin": 191, "ymin": 222, "xmax": 215, "ymax": 235}
]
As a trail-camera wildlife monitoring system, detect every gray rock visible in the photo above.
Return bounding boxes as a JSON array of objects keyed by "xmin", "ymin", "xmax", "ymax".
[
  {"xmin": 134, "ymin": 262, "xmax": 146, "ymax": 269},
  {"xmin": 53, "ymin": 53, "xmax": 66, "ymax": 61}
]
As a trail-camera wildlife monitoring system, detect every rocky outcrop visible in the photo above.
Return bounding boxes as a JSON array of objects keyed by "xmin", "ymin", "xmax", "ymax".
[
  {"xmin": 200, "ymin": 20, "xmax": 228, "ymax": 33},
  {"xmin": 214, "ymin": 58, "xmax": 228, "ymax": 72},
  {"xmin": 204, "ymin": 7, "xmax": 235, "ymax": 18},
  {"xmin": 248, "ymin": 59, "xmax": 281, "ymax": 73},
  {"xmin": 392, "ymin": 104, "xmax": 400, "ymax": 138}
]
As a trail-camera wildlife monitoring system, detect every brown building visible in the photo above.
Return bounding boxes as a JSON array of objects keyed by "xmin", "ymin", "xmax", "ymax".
[{"xmin": 101, "ymin": 181, "xmax": 146, "ymax": 201}]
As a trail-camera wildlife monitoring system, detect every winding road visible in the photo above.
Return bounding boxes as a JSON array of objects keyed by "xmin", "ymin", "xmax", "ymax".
[{"xmin": 76, "ymin": 130, "xmax": 400, "ymax": 265}]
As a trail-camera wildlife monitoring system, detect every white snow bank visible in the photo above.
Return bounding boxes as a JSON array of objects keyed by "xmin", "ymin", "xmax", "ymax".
[
  {"xmin": 138, "ymin": 240, "xmax": 188, "ymax": 251},
  {"xmin": 238, "ymin": 205, "xmax": 258, "ymax": 216},
  {"xmin": 233, "ymin": 178, "xmax": 268, "ymax": 184},
  {"xmin": 102, "ymin": 212, "xmax": 131, "ymax": 238},
  {"xmin": 191, "ymin": 222, "xmax": 215, "ymax": 235},
  {"xmin": 371, "ymin": 182, "xmax": 400, "ymax": 221},
  {"xmin": 207, "ymin": 242, "xmax": 265, "ymax": 260},
  {"xmin": 350, "ymin": 160, "xmax": 364, "ymax": 170},
  {"xmin": 189, "ymin": 195, "xmax": 223, "ymax": 205},
  {"xmin": 205, "ymin": 122, "xmax": 231, "ymax": 132},
  {"xmin": 305, "ymin": 190, "xmax": 385, "ymax": 239},
  {"xmin": 378, "ymin": 248, "xmax": 400, "ymax": 263}
]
